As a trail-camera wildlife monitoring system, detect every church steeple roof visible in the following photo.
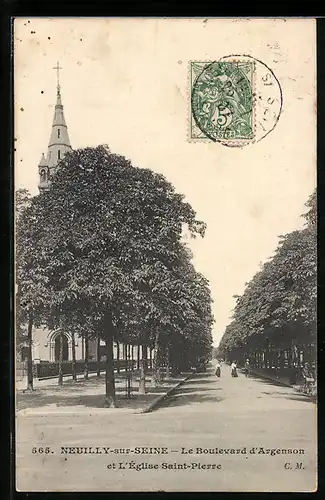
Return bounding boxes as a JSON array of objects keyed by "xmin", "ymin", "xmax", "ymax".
[
  {"xmin": 47, "ymin": 86, "xmax": 71, "ymax": 159},
  {"xmin": 38, "ymin": 62, "xmax": 72, "ymax": 193},
  {"xmin": 38, "ymin": 153, "xmax": 48, "ymax": 167},
  {"xmin": 46, "ymin": 62, "xmax": 72, "ymax": 171}
]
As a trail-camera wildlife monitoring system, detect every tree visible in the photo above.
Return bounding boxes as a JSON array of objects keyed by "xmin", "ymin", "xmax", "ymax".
[
  {"xmin": 71, "ymin": 331, "xmax": 77, "ymax": 381},
  {"xmin": 58, "ymin": 331, "xmax": 64, "ymax": 386},
  {"xmin": 20, "ymin": 145, "xmax": 207, "ymax": 406},
  {"xmin": 15, "ymin": 189, "xmax": 32, "ymax": 359},
  {"xmin": 15, "ymin": 188, "xmax": 52, "ymax": 390},
  {"xmin": 96, "ymin": 336, "xmax": 101, "ymax": 378},
  {"xmin": 303, "ymin": 189, "xmax": 316, "ymax": 227},
  {"xmin": 218, "ymin": 190, "xmax": 316, "ymax": 368},
  {"xmin": 84, "ymin": 331, "xmax": 89, "ymax": 380}
]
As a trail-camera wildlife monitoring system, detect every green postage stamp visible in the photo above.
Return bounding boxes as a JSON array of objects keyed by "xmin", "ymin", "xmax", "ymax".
[{"xmin": 190, "ymin": 60, "xmax": 255, "ymax": 143}]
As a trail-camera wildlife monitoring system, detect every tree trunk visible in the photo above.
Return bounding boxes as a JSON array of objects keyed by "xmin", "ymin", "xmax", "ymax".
[
  {"xmin": 149, "ymin": 347, "xmax": 152, "ymax": 369},
  {"xmin": 137, "ymin": 344, "xmax": 141, "ymax": 370},
  {"xmin": 142, "ymin": 344, "xmax": 148, "ymax": 371},
  {"xmin": 71, "ymin": 331, "xmax": 77, "ymax": 381},
  {"xmin": 58, "ymin": 332, "xmax": 63, "ymax": 386},
  {"xmin": 165, "ymin": 345, "xmax": 171, "ymax": 379},
  {"xmin": 84, "ymin": 331, "xmax": 89, "ymax": 380},
  {"xmin": 26, "ymin": 312, "xmax": 34, "ymax": 391},
  {"xmin": 116, "ymin": 341, "xmax": 120, "ymax": 373},
  {"xmin": 104, "ymin": 330, "xmax": 116, "ymax": 408},
  {"xmin": 124, "ymin": 344, "xmax": 127, "ymax": 371},
  {"xmin": 127, "ymin": 344, "xmax": 131, "ymax": 370},
  {"xmin": 138, "ymin": 359, "xmax": 146, "ymax": 395},
  {"xmin": 131, "ymin": 344, "xmax": 134, "ymax": 370},
  {"xmin": 103, "ymin": 311, "xmax": 116, "ymax": 407},
  {"xmin": 96, "ymin": 336, "xmax": 101, "ymax": 377},
  {"xmin": 151, "ymin": 332, "xmax": 160, "ymax": 387}
]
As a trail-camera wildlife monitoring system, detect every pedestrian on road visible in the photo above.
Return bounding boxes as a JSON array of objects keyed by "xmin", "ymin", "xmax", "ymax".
[
  {"xmin": 215, "ymin": 360, "xmax": 221, "ymax": 378},
  {"xmin": 244, "ymin": 359, "xmax": 251, "ymax": 378},
  {"xmin": 231, "ymin": 361, "xmax": 238, "ymax": 377}
]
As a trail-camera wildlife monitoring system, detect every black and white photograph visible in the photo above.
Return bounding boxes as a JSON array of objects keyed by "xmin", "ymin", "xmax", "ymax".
[{"xmin": 14, "ymin": 18, "xmax": 317, "ymax": 492}]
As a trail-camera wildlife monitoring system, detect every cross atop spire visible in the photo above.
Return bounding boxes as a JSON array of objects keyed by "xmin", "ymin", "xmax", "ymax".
[
  {"xmin": 53, "ymin": 61, "xmax": 62, "ymax": 95},
  {"xmin": 38, "ymin": 62, "xmax": 72, "ymax": 192}
]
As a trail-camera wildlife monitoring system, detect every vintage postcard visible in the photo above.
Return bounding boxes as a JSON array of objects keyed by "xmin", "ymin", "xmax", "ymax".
[{"xmin": 14, "ymin": 18, "xmax": 317, "ymax": 492}]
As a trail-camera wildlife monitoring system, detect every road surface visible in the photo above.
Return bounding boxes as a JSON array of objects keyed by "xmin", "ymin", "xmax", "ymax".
[{"xmin": 16, "ymin": 362, "xmax": 317, "ymax": 492}]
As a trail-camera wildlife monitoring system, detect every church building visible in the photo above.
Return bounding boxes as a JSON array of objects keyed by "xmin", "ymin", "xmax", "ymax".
[
  {"xmin": 31, "ymin": 63, "xmax": 98, "ymax": 364},
  {"xmin": 21, "ymin": 64, "xmax": 147, "ymax": 370}
]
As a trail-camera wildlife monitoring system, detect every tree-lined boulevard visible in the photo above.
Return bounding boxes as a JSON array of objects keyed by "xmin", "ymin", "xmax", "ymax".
[
  {"xmin": 217, "ymin": 191, "xmax": 316, "ymax": 390},
  {"xmin": 16, "ymin": 362, "xmax": 316, "ymax": 492},
  {"xmin": 15, "ymin": 143, "xmax": 317, "ymax": 492}
]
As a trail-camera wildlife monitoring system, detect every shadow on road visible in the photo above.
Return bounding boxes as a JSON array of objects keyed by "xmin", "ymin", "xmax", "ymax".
[
  {"xmin": 161, "ymin": 373, "xmax": 224, "ymax": 408},
  {"xmin": 260, "ymin": 390, "xmax": 316, "ymax": 403},
  {"xmin": 163, "ymin": 390, "xmax": 224, "ymax": 408},
  {"xmin": 248, "ymin": 374, "xmax": 293, "ymax": 387},
  {"xmin": 171, "ymin": 386, "xmax": 216, "ymax": 394},
  {"xmin": 246, "ymin": 374, "xmax": 317, "ymax": 403},
  {"xmin": 185, "ymin": 377, "xmax": 217, "ymax": 385}
]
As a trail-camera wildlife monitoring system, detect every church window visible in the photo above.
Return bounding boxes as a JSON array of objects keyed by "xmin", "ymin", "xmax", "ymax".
[
  {"xmin": 40, "ymin": 169, "xmax": 47, "ymax": 182},
  {"xmin": 58, "ymin": 149, "xmax": 61, "ymax": 160},
  {"xmin": 58, "ymin": 129, "xmax": 60, "ymax": 138}
]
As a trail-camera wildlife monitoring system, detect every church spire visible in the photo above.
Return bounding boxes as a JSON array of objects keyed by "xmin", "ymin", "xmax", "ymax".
[{"xmin": 38, "ymin": 62, "xmax": 72, "ymax": 192}]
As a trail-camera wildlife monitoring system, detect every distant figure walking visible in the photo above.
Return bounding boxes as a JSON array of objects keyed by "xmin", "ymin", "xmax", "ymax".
[
  {"xmin": 231, "ymin": 361, "xmax": 238, "ymax": 377},
  {"xmin": 244, "ymin": 359, "xmax": 251, "ymax": 378},
  {"xmin": 215, "ymin": 361, "xmax": 221, "ymax": 378}
]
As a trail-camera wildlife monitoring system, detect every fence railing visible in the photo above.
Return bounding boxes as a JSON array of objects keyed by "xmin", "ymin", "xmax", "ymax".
[
  {"xmin": 35, "ymin": 359, "xmax": 139, "ymax": 379},
  {"xmin": 16, "ymin": 361, "xmax": 27, "ymax": 380},
  {"xmin": 16, "ymin": 359, "xmax": 143, "ymax": 380}
]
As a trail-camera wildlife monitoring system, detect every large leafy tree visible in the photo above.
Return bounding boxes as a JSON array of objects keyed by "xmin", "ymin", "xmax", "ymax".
[
  {"xmin": 131, "ymin": 241, "xmax": 214, "ymax": 384},
  {"xmin": 18, "ymin": 145, "xmax": 210, "ymax": 406},
  {"xmin": 218, "ymin": 189, "xmax": 316, "ymax": 365},
  {"xmin": 15, "ymin": 190, "xmax": 32, "ymax": 363},
  {"xmin": 15, "ymin": 188, "xmax": 53, "ymax": 390}
]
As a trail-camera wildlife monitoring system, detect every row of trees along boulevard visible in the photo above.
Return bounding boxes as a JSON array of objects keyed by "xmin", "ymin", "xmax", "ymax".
[
  {"xmin": 217, "ymin": 190, "xmax": 316, "ymax": 383},
  {"xmin": 16, "ymin": 145, "xmax": 214, "ymax": 406}
]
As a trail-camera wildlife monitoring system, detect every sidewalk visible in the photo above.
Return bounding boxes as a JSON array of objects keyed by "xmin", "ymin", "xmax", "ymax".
[
  {"xmin": 16, "ymin": 368, "xmax": 125, "ymax": 392},
  {"xmin": 243, "ymin": 368, "xmax": 317, "ymax": 397},
  {"xmin": 16, "ymin": 370, "xmax": 192, "ymax": 415}
]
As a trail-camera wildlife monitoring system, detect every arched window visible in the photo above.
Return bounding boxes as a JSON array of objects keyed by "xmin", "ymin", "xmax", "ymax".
[
  {"xmin": 40, "ymin": 169, "xmax": 47, "ymax": 182},
  {"xmin": 58, "ymin": 149, "xmax": 61, "ymax": 160},
  {"xmin": 54, "ymin": 333, "xmax": 69, "ymax": 362},
  {"xmin": 57, "ymin": 129, "xmax": 60, "ymax": 138}
]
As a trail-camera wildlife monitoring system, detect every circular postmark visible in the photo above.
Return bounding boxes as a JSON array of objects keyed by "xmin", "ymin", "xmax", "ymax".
[{"xmin": 190, "ymin": 55, "xmax": 282, "ymax": 147}]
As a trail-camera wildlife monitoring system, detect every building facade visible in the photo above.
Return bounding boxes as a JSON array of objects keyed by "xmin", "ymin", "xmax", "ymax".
[
  {"xmin": 30, "ymin": 65, "xmax": 99, "ymax": 363},
  {"xmin": 21, "ymin": 65, "xmax": 148, "ymax": 367}
]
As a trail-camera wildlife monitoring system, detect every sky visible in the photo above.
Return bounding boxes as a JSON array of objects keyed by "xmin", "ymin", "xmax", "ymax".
[{"xmin": 14, "ymin": 18, "xmax": 316, "ymax": 346}]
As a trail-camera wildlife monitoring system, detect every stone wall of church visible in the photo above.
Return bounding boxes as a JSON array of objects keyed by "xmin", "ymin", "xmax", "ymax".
[{"xmin": 27, "ymin": 328, "xmax": 151, "ymax": 364}]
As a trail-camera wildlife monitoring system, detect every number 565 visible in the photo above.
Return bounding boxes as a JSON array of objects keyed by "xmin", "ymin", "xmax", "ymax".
[{"xmin": 32, "ymin": 447, "xmax": 51, "ymax": 454}]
